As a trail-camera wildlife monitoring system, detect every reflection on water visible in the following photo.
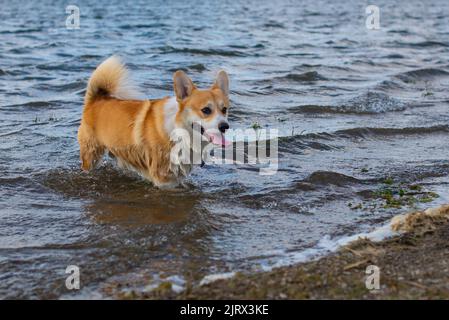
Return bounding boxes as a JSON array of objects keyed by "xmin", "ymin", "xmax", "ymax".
[
  {"xmin": 1, "ymin": 0, "xmax": 449, "ymax": 298},
  {"xmin": 43, "ymin": 165, "xmax": 199, "ymax": 226},
  {"xmin": 85, "ymin": 200, "xmax": 192, "ymax": 226}
]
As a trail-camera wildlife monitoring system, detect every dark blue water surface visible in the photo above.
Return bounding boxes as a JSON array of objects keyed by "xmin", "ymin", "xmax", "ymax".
[{"xmin": 1, "ymin": 0, "xmax": 449, "ymax": 298}]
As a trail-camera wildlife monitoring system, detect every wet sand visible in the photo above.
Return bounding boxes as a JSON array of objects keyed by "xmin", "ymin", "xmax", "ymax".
[{"xmin": 127, "ymin": 205, "xmax": 449, "ymax": 299}]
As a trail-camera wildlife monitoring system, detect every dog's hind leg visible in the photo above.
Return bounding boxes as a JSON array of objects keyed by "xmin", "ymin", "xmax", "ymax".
[{"xmin": 77, "ymin": 125, "xmax": 105, "ymax": 171}]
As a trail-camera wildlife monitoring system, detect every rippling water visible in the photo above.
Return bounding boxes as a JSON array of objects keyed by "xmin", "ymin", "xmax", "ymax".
[{"xmin": 1, "ymin": 0, "xmax": 449, "ymax": 298}]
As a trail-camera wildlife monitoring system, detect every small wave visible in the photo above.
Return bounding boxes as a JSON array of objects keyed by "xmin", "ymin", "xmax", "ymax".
[
  {"xmin": 276, "ymin": 71, "xmax": 326, "ymax": 82},
  {"xmin": 39, "ymin": 80, "xmax": 86, "ymax": 92},
  {"xmin": 157, "ymin": 46, "xmax": 247, "ymax": 57},
  {"xmin": 278, "ymin": 126, "xmax": 449, "ymax": 149},
  {"xmin": 9, "ymin": 47, "xmax": 34, "ymax": 54},
  {"xmin": 395, "ymin": 68, "xmax": 449, "ymax": 83},
  {"xmin": 288, "ymin": 104, "xmax": 343, "ymax": 114},
  {"xmin": 187, "ymin": 63, "xmax": 207, "ymax": 72},
  {"xmin": 22, "ymin": 76, "xmax": 55, "ymax": 81},
  {"xmin": 387, "ymin": 29, "xmax": 410, "ymax": 35},
  {"xmin": 334, "ymin": 125, "xmax": 449, "ymax": 139},
  {"xmin": 262, "ymin": 21, "xmax": 285, "ymax": 29},
  {"xmin": 2, "ymin": 100, "xmax": 62, "ymax": 109},
  {"xmin": 35, "ymin": 62, "xmax": 92, "ymax": 72},
  {"xmin": 289, "ymin": 92, "xmax": 406, "ymax": 114},
  {"xmin": 0, "ymin": 27, "xmax": 43, "ymax": 34},
  {"xmin": 79, "ymin": 54, "xmax": 103, "ymax": 60},
  {"xmin": 386, "ymin": 40, "xmax": 449, "ymax": 48},
  {"xmin": 344, "ymin": 92, "xmax": 405, "ymax": 113},
  {"xmin": 119, "ymin": 23, "xmax": 168, "ymax": 29},
  {"xmin": 375, "ymin": 79, "xmax": 405, "ymax": 91},
  {"xmin": 0, "ymin": 176, "xmax": 31, "ymax": 186},
  {"xmin": 346, "ymin": 92, "xmax": 405, "ymax": 113},
  {"xmin": 406, "ymin": 41, "xmax": 449, "ymax": 48},
  {"xmin": 0, "ymin": 128, "xmax": 26, "ymax": 137},
  {"xmin": 170, "ymin": 64, "xmax": 208, "ymax": 73},
  {"xmin": 279, "ymin": 135, "xmax": 336, "ymax": 152},
  {"xmin": 303, "ymin": 171, "xmax": 362, "ymax": 187},
  {"xmin": 39, "ymin": 166, "xmax": 139, "ymax": 197},
  {"xmin": 382, "ymin": 54, "xmax": 404, "ymax": 59}
]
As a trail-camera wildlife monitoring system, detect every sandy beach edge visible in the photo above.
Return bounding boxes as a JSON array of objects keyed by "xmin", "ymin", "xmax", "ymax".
[{"xmin": 122, "ymin": 204, "xmax": 449, "ymax": 299}]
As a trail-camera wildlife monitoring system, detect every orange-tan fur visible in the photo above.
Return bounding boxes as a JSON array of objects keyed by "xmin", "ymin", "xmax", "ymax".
[{"xmin": 77, "ymin": 56, "xmax": 230, "ymax": 187}]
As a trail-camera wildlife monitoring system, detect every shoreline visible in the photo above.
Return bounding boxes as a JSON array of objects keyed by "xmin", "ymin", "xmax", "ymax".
[{"xmin": 124, "ymin": 204, "xmax": 449, "ymax": 299}]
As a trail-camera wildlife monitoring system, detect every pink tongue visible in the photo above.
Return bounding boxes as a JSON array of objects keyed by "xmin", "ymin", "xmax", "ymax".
[{"xmin": 209, "ymin": 132, "xmax": 231, "ymax": 146}]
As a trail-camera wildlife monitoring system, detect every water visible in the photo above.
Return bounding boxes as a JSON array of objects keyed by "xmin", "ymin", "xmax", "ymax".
[{"xmin": 1, "ymin": 0, "xmax": 449, "ymax": 298}]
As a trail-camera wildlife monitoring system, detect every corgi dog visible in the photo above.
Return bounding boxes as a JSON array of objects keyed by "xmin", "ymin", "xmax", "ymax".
[{"xmin": 77, "ymin": 56, "xmax": 231, "ymax": 187}]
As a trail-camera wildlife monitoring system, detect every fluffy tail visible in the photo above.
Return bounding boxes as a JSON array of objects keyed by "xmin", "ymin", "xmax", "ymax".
[{"xmin": 84, "ymin": 56, "xmax": 142, "ymax": 104}]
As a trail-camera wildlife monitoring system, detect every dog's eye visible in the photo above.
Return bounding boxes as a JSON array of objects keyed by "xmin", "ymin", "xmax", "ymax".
[
  {"xmin": 202, "ymin": 107, "xmax": 212, "ymax": 115},
  {"xmin": 222, "ymin": 107, "xmax": 227, "ymax": 114}
]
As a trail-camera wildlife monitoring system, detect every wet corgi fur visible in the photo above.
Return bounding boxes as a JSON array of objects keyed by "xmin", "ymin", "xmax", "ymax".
[{"xmin": 77, "ymin": 56, "xmax": 230, "ymax": 187}]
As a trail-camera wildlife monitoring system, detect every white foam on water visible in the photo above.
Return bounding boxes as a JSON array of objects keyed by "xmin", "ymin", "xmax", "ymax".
[
  {"xmin": 261, "ymin": 219, "xmax": 397, "ymax": 271},
  {"xmin": 197, "ymin": 203, "xmax": 449, "ymax": 287},
  {"xmin": 199, "ymin": 272, "xmax": 237, "ymax": 286},
  {"xmin": 197, "ymin": 217, "xmax": 399, "ymax": 285},
  {"xmin": 142, "ymin": 274, "xmax": 186, "ymax": 294}
]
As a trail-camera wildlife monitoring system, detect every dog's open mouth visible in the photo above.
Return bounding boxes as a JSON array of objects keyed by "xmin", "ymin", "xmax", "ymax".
[
  {"xmin": 204, "ymin": 130, "xmax": 231, "ymax": 147},
  {"xmin": 196, "ymin": 125, "xmax": 231, "ymax": 147}
]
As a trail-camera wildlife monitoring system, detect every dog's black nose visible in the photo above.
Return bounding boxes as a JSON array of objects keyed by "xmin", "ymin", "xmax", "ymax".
[{"xmin": 218, "ymin": 122, "xmax": 229, "ymax": 133}]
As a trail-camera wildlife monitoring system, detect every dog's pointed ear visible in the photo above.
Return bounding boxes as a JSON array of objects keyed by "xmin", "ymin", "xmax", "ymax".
[
  {"xmin": 213, "ymin": 70, "xmax": 229, "ymax": 97},
  {"xmin": 173, "ymin": 70, "xmax": 195, "ymax": 101}
]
